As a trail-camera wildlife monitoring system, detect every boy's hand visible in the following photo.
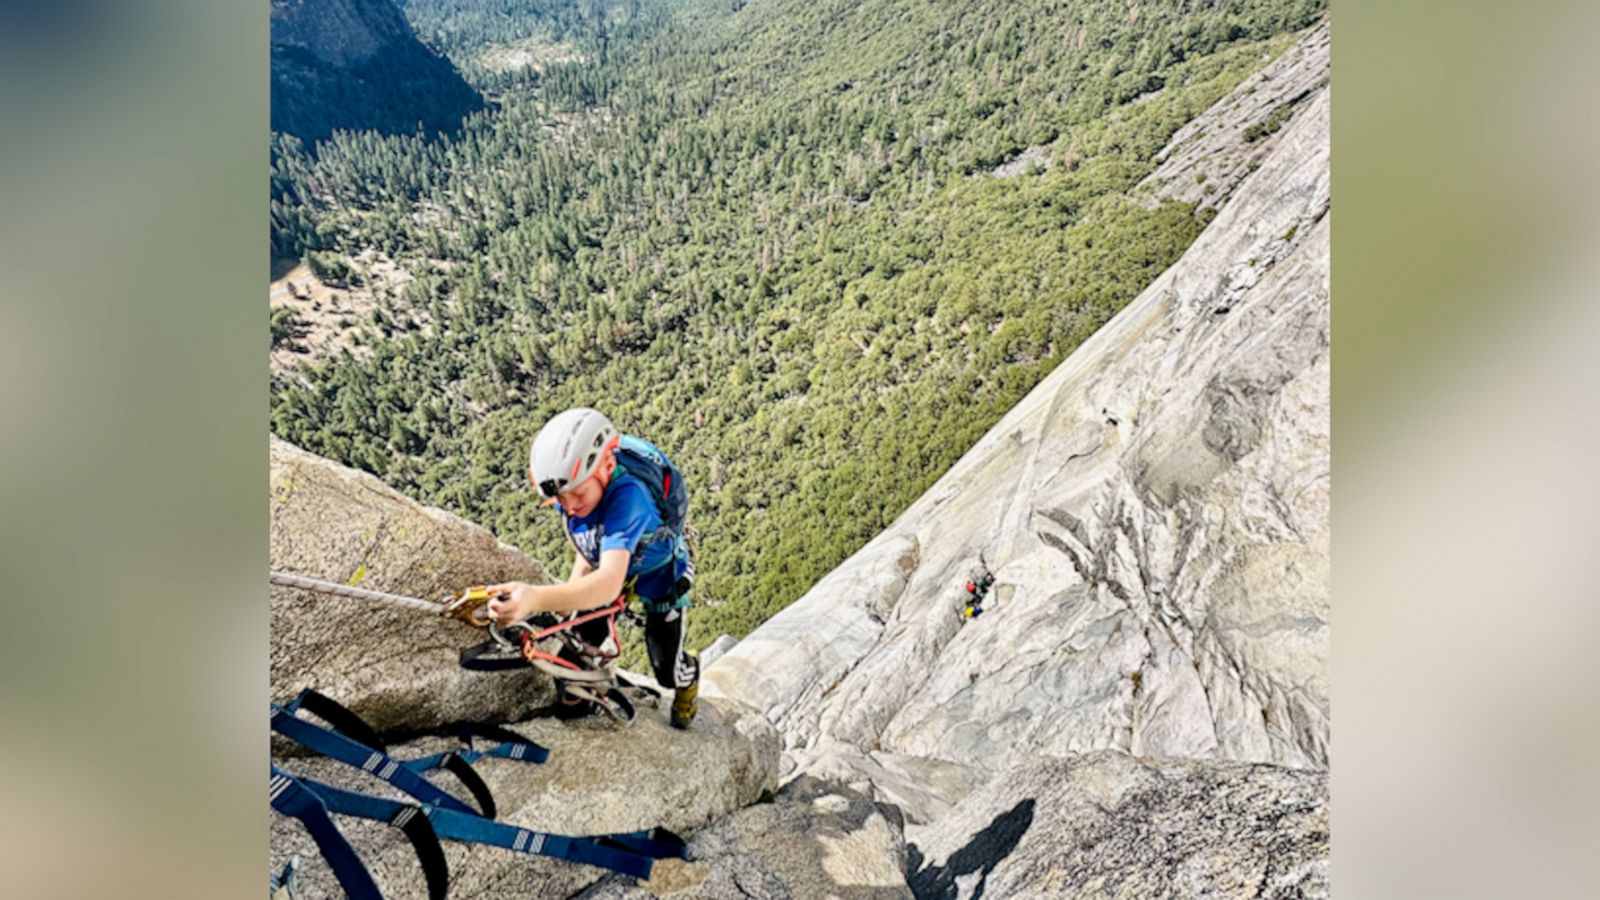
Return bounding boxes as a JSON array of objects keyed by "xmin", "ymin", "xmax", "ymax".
[{"xmin": 485, "ymin": 582, "xmax": 541, "ymax": 626}]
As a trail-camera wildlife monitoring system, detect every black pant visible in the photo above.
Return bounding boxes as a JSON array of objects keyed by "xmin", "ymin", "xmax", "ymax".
[
  {"xmin": 560, "ymin": 605, "xmax": 696, "ymax": 689},
  {"xmin": 644, "ymin": 606, "xmax": 697, "ymax": 690}
]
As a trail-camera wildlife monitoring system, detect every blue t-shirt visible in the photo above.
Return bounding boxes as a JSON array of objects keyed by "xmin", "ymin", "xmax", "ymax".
[{"xmin": 560, "ymin": 475, "xmax": 685, "ymax": 602}]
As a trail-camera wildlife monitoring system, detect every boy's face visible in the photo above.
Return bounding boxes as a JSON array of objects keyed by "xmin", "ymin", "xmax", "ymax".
[{"xmin": 542, "ymin": 453, "xmax": 615, "ymax": 518}]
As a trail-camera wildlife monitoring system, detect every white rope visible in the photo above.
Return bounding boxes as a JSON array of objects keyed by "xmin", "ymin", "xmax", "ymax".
[{"xmin": 269, "ymin": 570, "xmax": 441, "ymax": 615}]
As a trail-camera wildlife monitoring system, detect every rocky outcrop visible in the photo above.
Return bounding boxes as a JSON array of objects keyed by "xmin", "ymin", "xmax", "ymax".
[
  {"xmin": 783, "ymin": 739, "xmax": 983, "ymax": 827},
  {"xmin": 1138, "ymin": 20, "xmax": 1330, "ymax": 210},
  {"xmin": 269, "ymin": 437, "xmax": 792, "ymax": 898},
  {"xmin": 271, "ymin": 697, "xmax": 781, "ymax": 898},
  {"xmin": 271, "ymin": 0, "xmax": 484, "ymax": 144},
  {"xmin": 905, "ymin": 752, "xmax": 1328, "ymax": 899},
  {"xmin": 707, "ymin": 46, "xmax": 1329, "ymax": 779},
  {"xmin": 698, "ymin": 634, "xmax": 741, "ymax": 669},
  {"xmin": 577, "ymin": 776, "xmax": 913, "ymax": 900},
  {"xmin": 270, "ymin": 436, "xmax": 554, "ymax": 732}
]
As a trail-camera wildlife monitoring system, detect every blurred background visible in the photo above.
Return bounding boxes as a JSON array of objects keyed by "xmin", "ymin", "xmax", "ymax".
[
  {"xmin": 1337, "ymin": 0, "xmax": 1600, "ymax": 895},
  {"xmin": 0, "ymin": 0, "xmax": 1595, "ymax": 896},
  {"xmin": 0, "ymin": 0, "xmax": 265, "ymax": 896}
]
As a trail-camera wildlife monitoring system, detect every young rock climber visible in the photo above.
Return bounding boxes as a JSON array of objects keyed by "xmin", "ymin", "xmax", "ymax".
[{"xmin": 485, "ymin": 408, "xmax": 700, "ymax": 728}]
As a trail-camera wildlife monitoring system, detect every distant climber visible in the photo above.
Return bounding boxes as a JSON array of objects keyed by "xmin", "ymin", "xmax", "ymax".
[
  {"xmin": 959, "ymin": 565, "xmax": 995, "ymax": 621},
  {"xmin": 485, "ymin": 408, "xmax": 701, "ymax": 729}
]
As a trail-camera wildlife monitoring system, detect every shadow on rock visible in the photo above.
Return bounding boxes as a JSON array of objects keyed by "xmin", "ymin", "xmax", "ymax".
[{"xmin": 906, "ymin": 799, "xmax": 1034, "ymax": 900}]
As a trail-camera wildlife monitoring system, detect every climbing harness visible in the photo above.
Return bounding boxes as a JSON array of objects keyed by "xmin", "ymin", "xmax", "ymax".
[
  {"xmin": 459, "ymin": 597, "xmax": 663, "ymax": 725},
  {"xmin": 270, "ymin": 692, "xmax": 689, "ymax": 895},
  {"xmin": 269, "ymin": 570, "xmax": 497, "ymax": 625},
  {"xmin": 271, "ymin": 570, "xmax": 662, "ymax": 725}
]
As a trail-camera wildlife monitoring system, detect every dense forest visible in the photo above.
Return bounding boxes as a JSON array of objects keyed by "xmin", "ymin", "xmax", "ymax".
[{"xmin": 270, "ymin": 0, "xmax": 1327, "ymax": 664}]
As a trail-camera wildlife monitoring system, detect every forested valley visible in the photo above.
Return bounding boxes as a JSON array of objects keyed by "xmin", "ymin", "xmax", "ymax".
[{"xmin": 270, "ymin": 0, "xmax": 1327, "ymax": 660}]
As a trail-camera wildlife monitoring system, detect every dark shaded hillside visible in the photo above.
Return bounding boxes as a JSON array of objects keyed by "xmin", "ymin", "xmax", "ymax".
[{"xmin": 270, "ymin": 0, "xmax": 483, "ymax": 144}]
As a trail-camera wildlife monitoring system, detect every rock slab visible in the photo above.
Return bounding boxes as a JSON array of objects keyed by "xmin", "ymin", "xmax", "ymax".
[
  {"xmin": 905, "ymin": 751, "xmax": 1328, "ymax": 900},
  {"xmin": 576, "ymin": 775, "xmax": 912, "ymax": 899},
  {"xmin": 270, "ymin": 435, "xmax": 554, "ymax": 733},
  {"xmin": 1139, "ymin": 20, "xmax": 1331, "ymax": 210}
]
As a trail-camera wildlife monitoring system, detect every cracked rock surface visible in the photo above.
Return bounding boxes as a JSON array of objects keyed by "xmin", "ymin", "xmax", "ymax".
[
  {"xmin": 1138, "ymin": 19, "xmax": 1330, "ymax": 211},
  {"xmin": 905, "ymin": 751, "xmax": 1328, "ymax": 899},
  {"xmin": 576, "ymin": 776, "xmax": 912, "ymax": 899}
]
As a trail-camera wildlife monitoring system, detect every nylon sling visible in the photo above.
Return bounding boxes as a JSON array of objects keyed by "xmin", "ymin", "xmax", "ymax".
[
  {"xmin": 270, "ymin": 765, "xmax": 449, "ymax": 900},
  {"xmin": 288, "ymin": 773, "xmax": 687, "ymax": 880}
]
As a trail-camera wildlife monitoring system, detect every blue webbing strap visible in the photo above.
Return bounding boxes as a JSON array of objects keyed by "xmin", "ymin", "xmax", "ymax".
[
  {"xmin": 271, "ymin": 701, "xmax": 487, "ymax": 817},
  {"xmin": 268, "ymin": 768, "xmax": 385, "ymax": 900},
  {"xmin": 424, "ymin": 807, "xmax": 659, "ymax": 881},
  {"xmin": 402, "ymin": 722, "xmax": 551, "ymax": 771},
  {"xmin": 272, "ymin": 766, "xmax": 449, "ymax": 900},
  {"xmin": 293, "ymin": 775, "xmax": 671, "ymax": 881},
  {"xmin": 282, "ymin": 689, "xmax": 548, "ymax": 771}
]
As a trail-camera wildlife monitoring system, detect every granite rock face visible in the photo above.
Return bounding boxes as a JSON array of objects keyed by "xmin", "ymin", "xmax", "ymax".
[
  {"xmin": 784, "ymin": 738, "xmax": 984, "ymax": 828},
  {"xmin": 575, "ymin": 776, "xmax": 912, "ymax": 900},
  {"xmin": 1139, "ymin": 19, "xmax": 1330, "ymax": 211},
  {"xmin": 905, "ymin": 751, "xmax": 1328, "ymax": 899},
  {"xmin": 270, "ymin": 436, "xmax": 554, "ymax": 733},
  {"xmin": 271, "ymin": 0, "xmax": 484, "ymax": 143},
  {"xmin": 698, "ymin": 634, "xmax": 741, "ymax": 669},
  {"xmin": 706, "ymin": 32, "xmax": 1330, "ymax": 781}
]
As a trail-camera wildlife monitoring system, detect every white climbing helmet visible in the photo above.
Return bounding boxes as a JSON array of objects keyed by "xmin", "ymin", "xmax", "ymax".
[{"xmin": 529, "ymin": 407, "xmax": 619, "ymax": 498}]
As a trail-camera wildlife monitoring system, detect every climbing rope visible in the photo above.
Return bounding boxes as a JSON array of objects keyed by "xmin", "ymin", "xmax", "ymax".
[{"xmin": 269, "ymin": 570, "xmax": 493, "ymax": 624}]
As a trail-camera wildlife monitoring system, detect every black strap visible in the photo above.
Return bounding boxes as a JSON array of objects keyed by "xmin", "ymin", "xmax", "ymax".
[
  {"xmin": 438, "ymin": 752, "xmax": 498, "ymax": 819},
  {"xmin": 388, "ymin": 804, "xmax": 451, "ymax": 900},
  {"xmin": 456, "ymin": 721, "xmax": 541, "ymax": 748},
  {"xmin": 460, "ymin": 638, "xmax": 531, "ymax": 671},
  {"xmin": 274, "ymin": 765, "xmax": 449, "ymax": 900},
  {"xmin": 289, "ymin": 689, "xmax": 389, "ymax": 752},
  {"xmin": 601, "ymin": 686, "xmax": 637, "ymax": 722},
  {"xmin": 271, "ymin": 699, "xmax": 491, "ymax": 817}
]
